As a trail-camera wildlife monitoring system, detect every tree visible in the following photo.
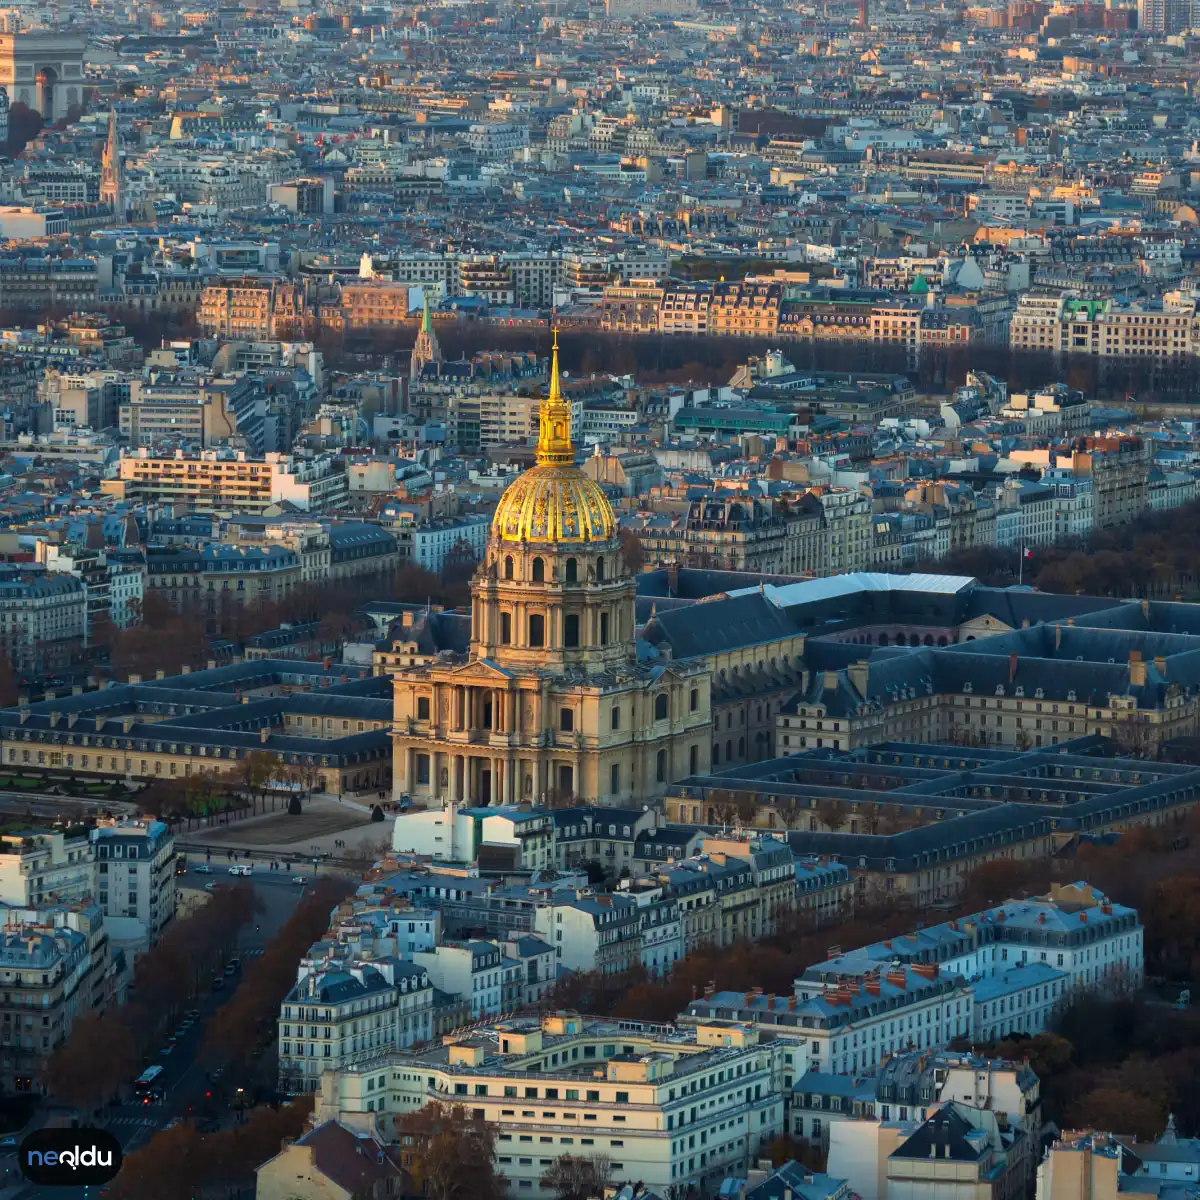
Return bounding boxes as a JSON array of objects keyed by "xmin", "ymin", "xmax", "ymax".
[
  {"xmin": 394, "ymin": 1101, "xmax": 506, "ymax": 1200},
  {"xmin": 618, "ymin": 528, "xmax": 646, "ymax": 574},
  {"xmin": 1069, "ymin": 1084, "xmax": 1168, "ymax": 1142},
  {"xmin": 540, "ymin": 1154, "xmax": 613, "ymax": 1200},
  {"xmin": 5, "ymin": 101, "xmax": 43, "ymax": 156},
  {"xmin": 43, "ymin": 1012, "xmax": 137, "ymax": 1113}
]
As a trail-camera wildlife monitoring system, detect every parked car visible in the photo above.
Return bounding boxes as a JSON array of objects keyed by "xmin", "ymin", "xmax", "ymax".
[
  {"xmin": 194, "ymin": 864, "xmax": 212, "ymax": 875},
  {"xmin": 292, "ymin": 876, "xmax": 308, "ymax": 885},
  {"xmin": 204, "ymin": 882, "xmax": 216, "ymax": 891}
]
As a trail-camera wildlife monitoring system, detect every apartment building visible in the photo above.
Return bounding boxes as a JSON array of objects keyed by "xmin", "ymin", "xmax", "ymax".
[
  {"xmin": 198, "ymin": 276, "xmax": 309, "ymax": 340},
  {"xmin": 0, "ymin": 567, "xmax": 86, "ymax": 674},
  {"xmin": 0, "ymin": 913, "xmax": 94, "ymax": 1092},
  {"xmin": 709, "ymin": 281, "xmax": 783, "ymax": 338},
  {"xmin": 340, "ymin": 282, "xmax": 413, "ymax": 333},
  {"xmin": 104, "ymin": 449, "xmax": 349, "ymax": 513},
  {"xmin": 0, "ymin": 830, "xmax": 94, "ymax": 909},
  {"xmin": 533, "ymin": 895, "xmax": 643, "ymax": 976},
  {"xmin": 411, "ymin": 941, "xmax": 518, "ymax": 1018},
  {"xmin": 687, "ymin": 966, "xmax": 972, "ymax": 1079},
  {"xmin": 601, "ymin": 281, "xmax": 665, "ymax": 334},
  {"xmin": 799, "ymin": 882, "xmax": 1142, "ymax": 1014},
  {"xmin": 91, "ymin": 818, "xmax": 176, "ymax": 947},
  {"xmin": 791, "ymin": 1049, "xmax": 1040, "ymax": 1151},
  {"xmin": 314, "ymin": 1013, "xmax": 785, "ymax": 1199},
  {"xmin": 142, "ymin": 544, "xmax": 302, "ymax": 615},
  {"xmin": 278, "ymin": 959, "xmax": 434, "ymax": 1093}
]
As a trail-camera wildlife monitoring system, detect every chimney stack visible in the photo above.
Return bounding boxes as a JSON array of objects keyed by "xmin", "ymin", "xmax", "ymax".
[
  {"xmin": 1129, "ymin": 650, "xmax": 1146, "ymax": 687},
  {"xmin": 1008, "ymin": 652, "xmax": 1017, "ymax": 683}
]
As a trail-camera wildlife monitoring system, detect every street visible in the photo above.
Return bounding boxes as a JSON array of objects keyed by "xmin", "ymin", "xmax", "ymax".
[{"xmin": 2, "ymin": 860, "xmax": 310, "ymax": 1200}]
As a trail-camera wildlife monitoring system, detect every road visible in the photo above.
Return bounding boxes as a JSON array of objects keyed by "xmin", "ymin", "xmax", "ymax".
[{"xmin": 4, "ymin": 861, "xmax": 308, "ymax": 1199}]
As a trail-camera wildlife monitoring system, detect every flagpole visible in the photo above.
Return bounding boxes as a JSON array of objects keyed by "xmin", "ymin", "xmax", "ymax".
[{"xmin": 1018, "ymin": 546, "xmax": 1023, "ymax": 587}]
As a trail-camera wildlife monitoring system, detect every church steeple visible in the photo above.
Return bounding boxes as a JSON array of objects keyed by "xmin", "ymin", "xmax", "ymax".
[
  {"xmin": 100, "ymin": 109, "xmax": 124, "ymax": 217},
  {"xmin": 409, "ymin": 290, "xmax": 441, "ymax": 381},
  {"xmin": 536, "ymin": 329, "xmax": 574, "ymax": 467}
]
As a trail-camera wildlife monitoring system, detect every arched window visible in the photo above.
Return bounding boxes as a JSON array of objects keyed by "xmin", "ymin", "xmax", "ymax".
[
  {"xmin": 655, "ymin": 694, "xmax": 669, "ymax": 721},
  {"xmin": 595, "ymin": 557, "xmax": 605, "ymax": 582},
  {"xmin": 528, "ymin": 614, "xmax": 545, "ymax": 647},
  {"xmin": 532, "ymin": 557, "xmax": 545, "ymax": 583},
  {"xmin": 565, "ymin": 558, "xmax": 578, "ymax": 583},
  {"xmin": 500, "ymin": 612, "xmax": 512, "ymax": 644},
  {"xmin": 564, "ymin": 613, "xmax": 580, "ymax": 647},
  {"xmin": 504, "ymin": 556, "xmax": 514, "ymax": 580},
  {"xmin": 611, "ymin": 706, "xmax": 621, "ymax": 731}
]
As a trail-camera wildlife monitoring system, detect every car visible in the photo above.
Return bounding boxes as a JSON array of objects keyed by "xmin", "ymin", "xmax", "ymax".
[
  {"xmin": 185, "ymin": 1009, "xmax": 199, "ymax": 1019},
  {"xmin": 223, "ymin": 963, "xmax": 236, "ymax": 976},
  {"xmin": 211, "ymin": 977, "xmax": 224, "ymax": 991},
  {"xmin": 159, "ymin": 1045, "xmax": 173, "ymax": 1056},
  {"xmin": 204, "ymin": 882, "xmax": 216, "ymax": 891},
  {"xmin": 175, "ymin": 864, "xmax": 187, "ymax": 875},
  {"xmin": 228, "ymin": 865, "xmax": 252, "ymax": 877},
  {"xmin": 193, "ymin": 863, "xmax": 212, "ymax": 874},
  {"xmin": 292, "ymin": 876, "xmax": 308, "ymax": 885}
]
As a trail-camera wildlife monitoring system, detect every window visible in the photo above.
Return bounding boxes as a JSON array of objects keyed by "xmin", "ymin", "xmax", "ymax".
[
  {"xmin": 560, "ymin": 709, "xmax": 574, "ymax": 733},
  {"xmin": 564, "ymin": 613, "xmax": 579, "ymax": 647},
  {"xmin": 690, "ymin": 688, "xmax": 699, "ymax": 712},
  {"xmin": 656, "ymin": 749, "xmax": 666, "ymax": 783},
  {"xmin": 532, "ymin": 558, "xmax": 545, "ymax": 583},
  {"xmin": 690, "ymin": 745, "xmax": 698, "ymax": 773},
  {"xmin": 529, "ymin": 614, "xmax": 545, "ymax": 647},
  {"xmin": 416, "ymin": 697, "xmax": 430, "ymax": 721},
  {"xmin": 596, "ymin": 557, "xmax": 605, "ymax": 582},
  {"xmin": 611, "ymin": 706, "xmax": 621, "ymax": 731},
  {"xmin": 600, "ymin": 612, "xmax": 610, "ymax": 644},
  {"xmin": 416, "ymin": 755, "xmax": 430, "ymax": 785},
  {"xmin": 610, "ymin": 763, "xmax": 620, "ymax": 794},
  {"xmin": 565, "ymin": 558, "xmax": 577, "ymax": 583},
  {"xmin": 655, "ymin": 694, "xmax": 669, "ymax": 721},
  {"xmin": 501, "ymin": 612, "xmax": 512, "ymax": 644}
]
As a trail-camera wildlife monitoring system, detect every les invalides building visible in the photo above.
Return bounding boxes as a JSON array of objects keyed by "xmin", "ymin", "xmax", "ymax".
[{"xmin": 391, "ymin": 337, "xmax": 711, "ymax": 807}]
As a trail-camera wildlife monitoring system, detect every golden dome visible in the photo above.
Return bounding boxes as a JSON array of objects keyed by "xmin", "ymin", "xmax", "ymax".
[
  {"xmin": 491, "ymin": 331, "xmax": 618, "ymax": 545},
  {"xmin": 493, "ymin": 464, "xmax": 617, "ymax": 544}
]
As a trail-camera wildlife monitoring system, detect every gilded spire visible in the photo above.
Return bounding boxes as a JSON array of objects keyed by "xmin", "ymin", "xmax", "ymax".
[{"xmin": 536, "ymin": 328, "xmax": 574, "ymax": 467}]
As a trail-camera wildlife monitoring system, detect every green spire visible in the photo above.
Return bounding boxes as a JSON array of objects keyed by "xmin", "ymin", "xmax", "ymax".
[{"xmin": 421, "ymin": 291, "xmax": 432, "ymax": 333}]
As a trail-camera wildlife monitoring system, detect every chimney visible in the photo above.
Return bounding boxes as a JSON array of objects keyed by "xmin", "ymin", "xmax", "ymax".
[
  {"xmin": 1055, "ymin": 624, "xmax": 1061, "ymax": 651},
  {"xmin": 128, "ymin": 674, "xmax": 142, "ymax": 685},
  {"xmin": 18, "ymin": 707, "xmax": 29, "ymax": 726},
  {"xmin": 72, "ymin": 685, "xmax": 83, "ymax": 696},
  {"xmin": 67, "ymin": 713, "xmax": 78, "ymax": 729},
  {"xmin": 122, "ymin": 716, "xmax": 136, "ymax": 733},
  {"xmin": 95, "ymin": 717, "xmax": 105, "ymax": 731},
  {"xmin": 848, "ymin": 660, "xmax": 869, "ymax": 699},
  {"xmin": 1008, "ymin": 652, "xmax": 1017, "ymax": 683},
  {"xmin": 181, "ymin": 665, "xmax": 191, "ymax": 675},
  {"xmin": 48, "ymin": 712, "xmax": 61, "ymax": 728},
  {"xmin": 155, "ymin": 669, "xmax": 166, "ymax": 680},
  {"xmin": 260, "ymin": 727, "xmax": 270, "ymax": 743},
  {"xmin": 1142, "ymin": 598, "xmax": 1150, "ymax": 618},
  {"xmin": 1129, "ymin": 650, "xmax": 1145, "ymax": 687},
  {"xmin": 1154, "ymin": 656, "xmax": 1166, "ymax": 676},
  {"xmin": 207, "ymin": 660, "xmax": 217, "ymax": 671}
]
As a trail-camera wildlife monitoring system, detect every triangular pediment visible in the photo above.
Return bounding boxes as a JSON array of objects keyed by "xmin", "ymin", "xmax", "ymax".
[{"xmin": 446, "ymin": 657, "xmax": 517, "ymax": 681}]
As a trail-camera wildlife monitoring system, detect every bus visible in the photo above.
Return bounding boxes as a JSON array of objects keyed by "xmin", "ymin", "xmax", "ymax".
[{"xmin": 134, "ymin": 1065, "xmax": 164, "ymax": 1092}]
